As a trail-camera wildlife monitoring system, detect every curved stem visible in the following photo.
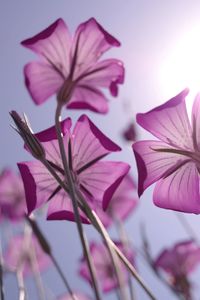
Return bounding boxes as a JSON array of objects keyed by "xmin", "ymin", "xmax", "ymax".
[{"xmin": 55, "ymin": 103, "xmax": 101, "ymax": 300}]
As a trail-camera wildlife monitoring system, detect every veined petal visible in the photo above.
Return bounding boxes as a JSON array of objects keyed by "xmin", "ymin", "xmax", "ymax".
[
  {"xmin": 71, "ymin": 18, "xmax": 120, "ymax": 80},
  {"xmin": 21, "ymin": 19, "xmax": 71, "ymax": 77},
  {"xmin": 67, "ymin": 85, "xmax": 109, "ymax": 113},
  {"xmin": 79, "ymin": 161, "xmax": 130, "ymax": 210},
  {"xmin": 76, "ymin": 59, "xmax": 124, "ymax": 97},
  {"xmin": 24, "ymin": 62, "xmax": 64, "ymax": 104},
  {"xmin": 97, "ymin": 174, "xmax": 138, "ymax": 227},
  {"xmin": 192, "ymin": 93, "xmax": 200, "ymax": 150},
  {"xmin": 71, "ymin": 115, "xmax": 121, "ymax": 171},
  {"xmin": 47, "ymin": 189, "xmax": 90, "ymax": 223},
  {"xmin": 137, "ymin": 89, "xmax": 193, "ymax": 150},
  {"xmin": 153, "ymin": 161, "xmax": 200, "ymax": 213},
  {"xmin": 133, "ymin": 140, "xmax": 190, "ymax": 197},
  {"xmin": 18, "ymin": 161, "xmax": 62, "ymax": 214},
  {"xmin": 57, "ymin": 293, "xmax": 92, "ymax": 300},
  {"xmin": 35, "ymin": 117, "xmax": 71, "ymax": 142}
]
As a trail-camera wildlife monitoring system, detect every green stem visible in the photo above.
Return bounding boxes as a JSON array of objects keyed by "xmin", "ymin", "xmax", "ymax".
[{"xmin": 54, "ymin": 103, "xmax": 101, "ymax": 300}]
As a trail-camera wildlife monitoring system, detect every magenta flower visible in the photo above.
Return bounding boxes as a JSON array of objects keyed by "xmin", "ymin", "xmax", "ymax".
[
  {"xmin": 133, "ymin": 89, "xmax": 200, "ymax": 213},
  {"xmin": 154, "ymin": 240, "xmax": 200, "ymax": 298},
  {"xmin": 123, "ymin": 122, "xmax": 137, "ymax": 141},
  {"xmin": 21, "ymin": 18, "xmax": 124, "ymax": 113},
  {"xmin": 18, "ymin": 115, "xmax": 130, "ymax": 222},
  {"xmin": 4, "ymin": 233, "xmax": 51, "ymax": 277},
  {"xmin": 57, "ymin": 292, "xmax": 92, "ymax": 300},
  {"xmin": 79, "ymin": 241, "xmax": 134, "ymax": 293},
  {"xmin": 96, "ymin": 174, "xmax": 138, "ymax": 228},
  {"xmin": 0, "ymin": 169, "xmax": 27, "ymax": 221}
]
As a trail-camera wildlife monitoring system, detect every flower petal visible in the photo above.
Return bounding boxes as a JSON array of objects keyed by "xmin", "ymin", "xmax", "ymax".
[
  {"xmin": 22, "ymin": 19, "xmax": 71, "ymax": 104},
  {"xmin": 71, "ymin": 18, "xmax": 120, "ymax": 80},
  {"xmin": 21, "ymin": 19, "xmax": 71, "ymax": 76},
  {"xmin": 47, "ymin": 189, "xmax": 90, "ymax": 223},
  {"xmin": 97, "ymin": 174, "xmax": 138, "ymax": 227},
  {"xmin": 67, "ymin": 85, "xmax": 109, "ymax": 113},
  {"xmin": 79, "ymin": 161, "xmax": 130, "ymax": 210},
  {"xmin": 24, "ymin": 62, "xmax": 64, "ymax": 104},
  {"xmin": 136, "ymin": 89, "xmax": 193, "ymax": 149},
  {"xmin": 71, "ymin": 115, "xmax": 121, "ymax": 171},
  {"xmin": 35, "ymin": 118, "xmax": 71, "ymax": 142},
  {"xmin": 192, "ymin": 93, "xmax": 200, "ymax": 150},
  {"xmin": 153, "ymin": 161, "xmax": 200, "ymax": 213},
  {"xmin": 18, "ymin": 161, "xmax": 60, "ymax": 214},
  {"xmin": 133, "ymin": 140, "xmax": 190, "ymax": 197},
  {"xmin": 77, "ymin": 58, "xmax": 124, "ymax": 97}
]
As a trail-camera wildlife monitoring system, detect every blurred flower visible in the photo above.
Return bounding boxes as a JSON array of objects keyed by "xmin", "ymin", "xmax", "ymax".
[
  {"xmin": 21, "ymin": 18, "xmax": 124, "ymax": 113},
  {"xmin": 79, "ymin": 241, "xmax": 134, "ymax": 293},
  {"xmin": 96, "ymin": 174, "xmax": 138, "ymax": 228},
  {"xmin": 154, "ymin": 240, "xmax": 200, "ymax": 299},
  {"xmin": 0, "ymin": 169, "xmax": 27, "ymax": 221},
  {"xmin": 122, "ymin": 122, "xmax": 137, "ymax": 141},
  {"xmin": 57, "ymin": 292, "xmax": 92, "ymax": 300},
  {"xmin": 4, "ymin": 233, "xmax": 51, "ymax": 277},
  {"xmin": 133, "ymin": 89, "xmax": 200, "ymax": 213},
  {"xmin": 18, "ymin": 115, "xmax": 130, "ymax": 222}
]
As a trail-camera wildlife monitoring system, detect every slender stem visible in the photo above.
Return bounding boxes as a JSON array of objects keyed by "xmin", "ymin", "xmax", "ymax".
[
  {"xmin": 76, "ymin": 190, "xmax": 127, "ymax": 300},
  {"xmin": 26, "ymin": 216, "xmax": 77, "ymax": 300},
  {"xmin": 54, "ymin": 103, "xmax": 101, "ymax": 300},
  {"xmin": 115, "ymin": 219, "xmax": 135, "ymax": 300},
  {"xmin": 41, "ymin": 158, "xmax": 157, "ymax": 300},
  {"xmin": 175, "ymin": 213, "xmax": 200, "ymax": 243},
  {"xmin": 16, "ymin": 271, "xmax": 26, "ymax": 300}
]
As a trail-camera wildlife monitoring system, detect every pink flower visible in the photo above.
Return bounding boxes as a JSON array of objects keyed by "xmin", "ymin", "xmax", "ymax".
[
  {"xmin": 123, "ymin": 123, "xmax": 137, "ymax": 141},
  {"xmin": 4, "ymin": 233, "xmax": 51, "ymax": 277},
  {"xmin": 133, "ymin": 89, "xmax": 200, "ymax": 213},
  {"xmin": 21, "ymin": 18, "xmax": 124, "ymax": 113},
  {"xmin": 57, "ymin": 292, "xmax": 92, "ymax": 300},
  {"xmin": 96, "ymin": 174, "xmax": 138, "ymax": 228},
  {"xmin": 79, "ymin": 241, "xmax": 134, "ymax": 293},
  {"xmin": 18, "ymin": 115, "xmax": 130, "ymax": 222},
  {"xmin": 154, "ymin": 240, "xmax": 200, "ymax": 298},
  {"xmin": 0, "ymin": 169, "xmax": 27, "ymax": 221}
]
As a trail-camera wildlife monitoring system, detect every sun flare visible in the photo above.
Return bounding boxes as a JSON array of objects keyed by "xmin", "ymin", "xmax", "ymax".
[{"xmin": 160, "ymin": 24, "xmax": 200, "ymax": 114}]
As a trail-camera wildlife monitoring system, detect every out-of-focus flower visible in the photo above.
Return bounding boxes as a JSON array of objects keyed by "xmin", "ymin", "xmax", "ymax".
[
  {"xmin": 21, "ymin": 18, "xmax": 124, "ymax": 113},
  {"xmin": 4, "ymin": 233, "xmax": 51, "ymax": 277},
  {"xmin": 122, "ymin": 122, "xmax": 137, "ymax": 142},
  {"xmin": 0, "ymin": 169, "xmax": 27, "ymax": 221},
  {"xmin": 133, "ymin": 89, "xmax": 200, "ymax": 213},
  {"xmin": 57, "ymin": 292, "xmax": 92, "ymax": 300},
  {"xmin": 18, "ymin": 115, "xmax": 130, "ymax": 222},
  {"xmin": 79, "ymin": 241, "xmax": 134, "ymax": 293},
  {"xmin": 154, "ymin": 240, "xmax": 200, "ymax": 299},
  {"xmin": 96, "ymin": 174, "xmax": 138, "ymax": 228}
]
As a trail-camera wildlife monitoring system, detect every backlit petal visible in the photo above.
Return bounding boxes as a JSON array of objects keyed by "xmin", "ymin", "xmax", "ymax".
[
  {"xmin": 72, "ymin": 18, "xmax": 120, "ymax": 80},
  {"xmin": 153, "ymin": 162, "xmax": 200, "ymax": 213},
  {"xmin": 133, "ymin": 140, "xmax": 190, "ymax": 197},
  {"xmin": 71, "ymin": 115, "xmax": 121, "ymax": 171},
  {"xmin": 137, "ymin": 89, "xmax": 193, "ymax": 149},
  {"xmin": 79, "ymin": 161, "xmax": 130, "ymax": 210}
]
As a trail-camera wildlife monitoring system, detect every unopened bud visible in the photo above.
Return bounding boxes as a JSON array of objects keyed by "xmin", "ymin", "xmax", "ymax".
[{"xmin": 10, "ymin": 111, "xmax": 45, "ymax": 160}]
